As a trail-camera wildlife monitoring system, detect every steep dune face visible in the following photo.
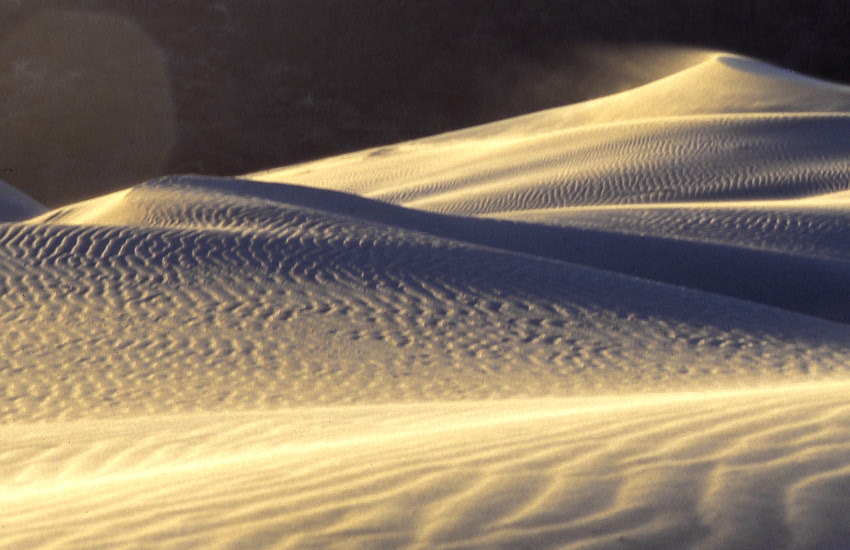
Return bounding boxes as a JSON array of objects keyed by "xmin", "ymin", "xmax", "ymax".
[{"xmin": 5, "ymin": 51, "xmax": 850, "ymax": 548}]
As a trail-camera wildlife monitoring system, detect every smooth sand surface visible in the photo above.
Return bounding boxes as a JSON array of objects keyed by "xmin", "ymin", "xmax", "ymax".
[{"xmin": 4, "ymin": 51, "xmax": 850, "ymax": 548}]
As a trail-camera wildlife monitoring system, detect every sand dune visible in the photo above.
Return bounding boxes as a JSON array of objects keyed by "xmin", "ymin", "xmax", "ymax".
[
  {"xmin": 5, "ymin": 174, "xmax": 850, "ymax": 422},
  {"xmin": 250, "ymin": 53, "xmax": 850, "ymax": 205},
  {"xmin": 4, "ymin": 51, "xmax": 850, "ymax": 548},
  {"xmin": 250, "ymin": 53, "xmax": 850, "ymax": 322}
]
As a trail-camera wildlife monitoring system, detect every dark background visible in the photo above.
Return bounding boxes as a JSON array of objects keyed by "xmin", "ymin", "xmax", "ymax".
[{"xmin": 2, "ymin": 0, "xmax": 849, "ymax": 206}]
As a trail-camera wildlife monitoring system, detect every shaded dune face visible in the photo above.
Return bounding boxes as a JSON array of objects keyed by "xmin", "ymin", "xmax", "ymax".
[
  {"xmin": 6, "ymin": 176, "xmax": 849, "ymax": 421},
  {"xmin": 5, "ymin": 51, "xmax": 850, "ymax": 549},
  {"xmin": 0, "ymin": 179, "xmax": 46, "ymax": 221},
  {"xmin": 0, "ymin": 9, "xmax": 175, "ymax": 206}
]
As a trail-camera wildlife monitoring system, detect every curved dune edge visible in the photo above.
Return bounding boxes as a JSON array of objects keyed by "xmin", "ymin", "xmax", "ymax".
[
  {"xmin": 29, "ymin": 175, "xmax": 850, "ymax": 325},
  {"xmin": 3, "ymin": 382, "xmax": 850, "ymax": 549}
]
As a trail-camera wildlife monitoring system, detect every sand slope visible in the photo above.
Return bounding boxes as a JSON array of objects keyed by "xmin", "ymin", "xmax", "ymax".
[
  {"xmin": 250, "ymin": 53, "xmax": 850, "ymax": 206},
  {"xmin": 4, "ymin": 383, "xmax": 850, "ymax": 550},
  {"xmin": 4, "ymin": 52, "xmax": 850, "ymax": 548}
]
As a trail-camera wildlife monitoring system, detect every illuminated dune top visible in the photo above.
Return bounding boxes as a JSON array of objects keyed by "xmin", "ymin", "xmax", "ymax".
[
  {"xmin": 250, "ymin": 52, "xmax": 850, "ymax": 208},
  {"xmin": 565, "ymin": 51, "xmax": 850, "ymax": 124},
  {"xmin": 244, "ymin": 51, "xmax": 850, "ymax": 324}
]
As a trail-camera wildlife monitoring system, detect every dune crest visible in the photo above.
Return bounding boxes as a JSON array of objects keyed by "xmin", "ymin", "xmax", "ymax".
[{"xmin": 5, "ymin": 50, "xmax": 850, "ymax": 548}]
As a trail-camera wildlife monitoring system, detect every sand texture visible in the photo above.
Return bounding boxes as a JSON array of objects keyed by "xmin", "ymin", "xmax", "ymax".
[{"xmin": 4, "ymin": 52, "xmax": 850, "ymax": 548}]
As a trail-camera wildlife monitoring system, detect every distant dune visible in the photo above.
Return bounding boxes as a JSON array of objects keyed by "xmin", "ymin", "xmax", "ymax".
[
  {"xmin": 3, "ymin": 51, "xmax": 850, "ymax": 548},
  {"xmin": 0, "ymin": 179, "xmax": 45, "ymax": 221}
]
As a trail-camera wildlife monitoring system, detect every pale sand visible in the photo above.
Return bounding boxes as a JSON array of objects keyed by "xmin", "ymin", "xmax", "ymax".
[
  {"xmin": 3, "ymin": 51, "xmax": 850, "ymax": 548},
  {"xmin": 3, "ymin": 383, "xmax": 850, "ymax": 549}
]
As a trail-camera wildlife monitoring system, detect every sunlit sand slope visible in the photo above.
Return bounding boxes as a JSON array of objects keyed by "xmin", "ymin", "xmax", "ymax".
[
  {"xmin": 251, "ymin": 54, "xmax": 850, "ymax": 207},
  {"xmin": 4, "ymin": 383, "xmax": 850, "ymax": 550},
  {"xmin": 5, "ymin": 51, "xmax": 850, "ymax": 549}
]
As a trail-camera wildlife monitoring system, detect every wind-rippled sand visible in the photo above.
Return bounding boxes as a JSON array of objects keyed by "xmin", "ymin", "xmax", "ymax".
[{"xmin": 4, "ymin": 51, "xmax": 850, "ymax": 548}]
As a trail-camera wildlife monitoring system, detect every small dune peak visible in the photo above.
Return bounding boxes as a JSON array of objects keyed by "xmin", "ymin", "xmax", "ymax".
[
  {"xmin": 714, "ymin": 53, "xmax": 825, "ymax": 83},
  {"xmin": 626, "ymin": 51, "xmax": 850, "ymax": 117},
  {"xmin": 0, "ymin": 178, "xmax": 47, "ymax": 221}
]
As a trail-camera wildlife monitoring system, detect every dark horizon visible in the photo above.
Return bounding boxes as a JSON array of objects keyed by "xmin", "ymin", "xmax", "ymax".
[{"xmin": 2, "ymin": 0, "xmax": 849, "ymax": 206}]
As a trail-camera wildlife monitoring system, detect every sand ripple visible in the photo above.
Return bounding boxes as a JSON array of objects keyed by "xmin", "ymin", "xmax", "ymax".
[
  {"xmin": 0, "ymin": 177, "xmax": 847, "ymax": 422},
  {"xmin": 4, "ymin": 51, "xmax": 850, "ymax": 548}
]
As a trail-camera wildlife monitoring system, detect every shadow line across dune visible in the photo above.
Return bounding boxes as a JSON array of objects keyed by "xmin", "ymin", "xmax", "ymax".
[{"xmin": 126, "ymin": 176, "xmax": 850, "ymax": 326}]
